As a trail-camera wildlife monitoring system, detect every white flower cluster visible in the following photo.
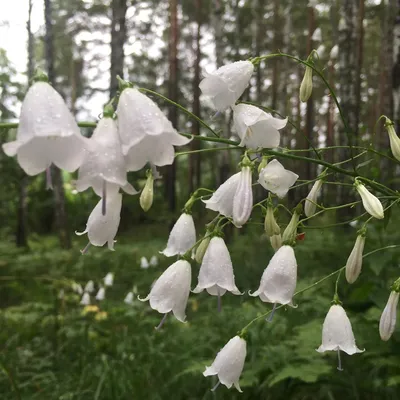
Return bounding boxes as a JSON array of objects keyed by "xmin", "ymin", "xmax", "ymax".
[
  {"xmin": 5, "ymin": 60, "xmax": 398, "ymax": 394},
  {"xmin": 2, "ymin": 74, "xmax": 191, "ymax": 253}
]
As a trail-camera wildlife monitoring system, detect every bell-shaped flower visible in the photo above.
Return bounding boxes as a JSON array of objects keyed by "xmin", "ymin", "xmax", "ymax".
[
  {"xmin": 95, "ymin": 287, "xmax": 106, "ymax": 301},
  {"xmin": 354, "ymin": 181, "xmax": 384, "ymax": 220},
  {"xmin": 380, "ymin": 291, "xmax": 399, "ymax": 341},
  {"xmin": 345, "ymin": 231, "xmax": 366, "ymax": 284},
  {"xmin": 203, "ymin": 172, "xmax": 241, "ymax": 217},
  {"xmin": 76, "ymin": 113, "xmax": 137, "ymax": 208},
  {"xmin": 104, "ymin": 272, "xmax": 114, "ymax": 286},
  {"xmin": 300, "ymin": 66, "xmax": 313, "ymax": 102},
  {"xmin": 150, "ymin": 255, "xmax": 158, "ymax": 267},
  {"xmin": 384, "ymin": 117, "xmax": 400, "ymax": 161},
  {"xmin": 330, "ymin": 45, "xmax": 339, "ymax": 59},
  {"xmin": 232, "ymin": 104, "xmax": 287, "ymax": 149},
  {"xmin": 232, "ymin": 166, "xmax": 253, "ymax": 228},
  {"xmin": 72, "ymin": 282, "xmax": 83, "ymax": 295},
  {"xmin": 124, "ymin": 130, "xmax": 191, "ymax": 171},
  {"xmin": 270, "ymin": 234, "xmax": 282, "ymax": 252},
  {"xmin": 138, "ymin": 259, "xmax": 192, "ymax": 327},
  {"xmin": 317, "ymin": 304, "xmax": 364, "ymax": 370},
  {"xmin": 117, "ymin": 86, "xmax": 191, "ymax": 171},
  {"xmin": 76, "ymin": 192, "xmax": 122, "ymax": 251},
  {"xmin": 84, "ymin": 280, "xmax": 94, "ymax": 293},
  {"xmin": 199, "ymin": 60, "xmax": 254, "ymax": 112},
  {"xmin": 203, "ymin": 335, "xmax": 247, "ymax": 392},
  {"xmin": 250, "ymin": 245, "xmax": 297, "ymax": 307},
  {"xmin": 311, "ymin": 27, "xmax": 322, "ymax": 42},
  {"xmin": 193, "ymin": 237, "xmax": 241, "ymax": 310},
  {"xmin": 124, "ymin": 291, "xmax": 134, "ymax": 305},
  {"xmin": 80, "ymin": 292, "xmax": 91, "ymax": 306},
  {"xmin": 258, "ymin": 159, "xmax": 299, "ymax": 198},
  {"xmin": 161, "ymin": 213, "xmax": 196, "ymax": 257},
  {"xmin": 2, "ymin": 80, "xmax": 89, "ymax": 176},
  {"xmin": 304, "ymin": 179, "xmax": 323, "ymax": 217},
  {"xmin": 140, "ymin": 256, "xmax": 150, "ymax": 269}
]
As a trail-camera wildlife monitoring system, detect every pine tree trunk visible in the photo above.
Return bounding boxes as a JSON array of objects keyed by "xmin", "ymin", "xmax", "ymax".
[
  {"xmin": 189, "ymin": 0, "xmax": 202, "ymax": 195},
  {"xmin": 393, "ymin": 0, "xmax": 400, "ymax": 131},
  {"xmin": 110, "ymin": 0, "xmax": 127, "ymax": 99},
  {"xmin": 165, "ymin": 0, "xmax": 179, "ymax": 212},
  {"xmin": 44, "ymin": 0, "xmax": 71, "ymax": 249},
  {"xmin": 16, "ymin": 1, "xmax": 35, "ymax": 248}
]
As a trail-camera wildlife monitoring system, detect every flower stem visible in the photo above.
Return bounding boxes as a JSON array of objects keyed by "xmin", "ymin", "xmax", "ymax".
[{"xmin": 155, "ymin": 312, "xmax": 169, "ymax": 330}]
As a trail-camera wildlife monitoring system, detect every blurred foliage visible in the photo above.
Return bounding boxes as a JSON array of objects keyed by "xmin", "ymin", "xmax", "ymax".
[{"xmin": 1, "ymin": 214, "xmax": 400, "ymax": 399}]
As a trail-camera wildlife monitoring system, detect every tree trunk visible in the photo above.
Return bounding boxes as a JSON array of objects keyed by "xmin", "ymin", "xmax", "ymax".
[
  {"xmin": 165, "ymin": 0, "xmax": 179, "ymax": 212},
  {"xmin": 110, "ymin": 0, "xmax": 127, "ymax": 100},
  {"xmin": 189, "ymin": 0, "xmax": 202, "ymax": 195},
  {"xmin": 44, "ymin": 0, "xmax": 71, "ymax": 249},
  {"xmin": 393, "ymin": 0, "xmax": 400, "ymax": 132}
]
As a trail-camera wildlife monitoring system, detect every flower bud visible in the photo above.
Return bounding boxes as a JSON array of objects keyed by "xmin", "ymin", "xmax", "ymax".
[
  {"xmin": 194, "ymin": 235, "xmax": 211, "ymax": 264},
  {"xmin": 270, "ymin": 234, "xmax": 282, "ymax": 252},
  {"xmin": 282, "ymin": 204, "xmax": 302, "ymax": 245},
  {"xmin": 257, "ymin": 156, "xmax": 269, "ymax": 174},
  {"xmin": 385, "ymin": 118, "xmax": 400, "ymax": 161},
  {"xmin": 304, "ymin": 179, "xmax": 323, "ymax": 217},
  {"xmin": 345, "ymin": 231, "xmax": 366, "ymax": 284},
  {"xmin": 140, "ymin": 171, "xmax": 154, "ymax": 212},
  {"xmin": 354, "ymin": 181, "xmax": 384, "ymax": 220},
  {"xmin": 264, "ymin": 204, "xmax": 280, "ymax": 237},
  {"xmin": 379, "ymin": 291, "xmax": 399, "ymax": 341},
  {"xmin": 300, "ymin": 66, "xmax": 313, "ymax": 102}
]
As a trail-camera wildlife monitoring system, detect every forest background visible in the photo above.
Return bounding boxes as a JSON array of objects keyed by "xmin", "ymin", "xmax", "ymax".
[{"xmin": 1, "ymin": 0, "xmax": 400, "ymax": 399}]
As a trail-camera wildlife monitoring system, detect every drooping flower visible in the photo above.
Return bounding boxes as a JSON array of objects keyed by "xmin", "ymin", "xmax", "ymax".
[
  {"xmin": 80, "ymin": 292, "xmax": 91, "ymax": 306},
  {"xmin": 300, "ymin": 66, "xmax": 313, "ymax": 102},
  {"xmin": 104, "ymin": 272, "xmax": 114, "ymax": 287},
  {"xmin": 232, "ymin": 166, "xmax": 253, "ymax": 228},
  {"xmin": 354, "ymin": 181, "xmax": 384, "ymax": 220},
  {"xmin": 311, "ymin": 27, "xmax": 322, "ymax": 42},
  {"xmin": 203, "ymin": 335, "xmax": 247, "ymax": 392},
  {"xmin": 124, "ymin": 291, "xmax": 134, "ymax": 305},
  {"xmin": 317, "ymin": 304, "xmax": 364, "ymax": 370},
  {"xmin": 161, "ymin": 213, "xmax": 196, "ymax": 257},
  {"xmin": 2, "ymin": 78, "xmax": 89, "ymax": 177},
  {"xmin": 84, "ymin": 280, "xmax": 94, "ymax": 293},
  {"xmin": 193, "ymin": 237, "xmax": 241, "ymax": 311},
  {"xmin": 116, "ymin": 85, "xmax": 191, "ymax": 171},
  {"xmin": 258, "ymin": 159, "xmax": 299, "ymax": 198},
  {"xmin": 330, "ymin": 45, "xmax": 339, "ymax": 59},
  {"xmin": 304, "ymin": 179, "xmax": 324, "ymax": 217},
  {"xmin": 76, "ymin": 108, "xmax": 137, "ymax": 211},
  {"xmin": 76, "ymin": 192, "xmax": 122, "ymax": 251},
  {"xmin": 203, "ymin": 172, "xmax": 241, "ymax": 217},
  {"xmin": 140, "ymin": 170, "xmax": 154, "ymax": 212},
  {"xmin": 250, "ymin": 245, "xmax": 297, "ymax": 308},
  {"xmin": 138, "ymin": 259, "xmax": 192, "ymax": 328},
  {"xmin": 345, "ymin": 231, "xmax": 366, "ymax": 284},
  {"xmin": 140, "ymin": 256, "xmax": 150, "ymax": 269},
  {"xmin": 379, "ymin": 291, "xmax": 399, "ymax": 341},
  {"xmin": 95, "ymin": 287, "xmax": 106, "ymax": 301},
  {"xmin": 232, "ymin": 104, "xmax": 287, "ymax": 149},
  {"xmin": 384, "ymin": 117, "xmax": 400, "ymax": 161},
  {"xmin": 72, "ymin": 282, "xmax": 83, "ymax": 295},
  {"xmin": 149, "ymin": 255, "xmax": 158, "ymax": 267},
  {"xmin": 199, "ymin": 60, "xmax": 254, "ymax": 112}
]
